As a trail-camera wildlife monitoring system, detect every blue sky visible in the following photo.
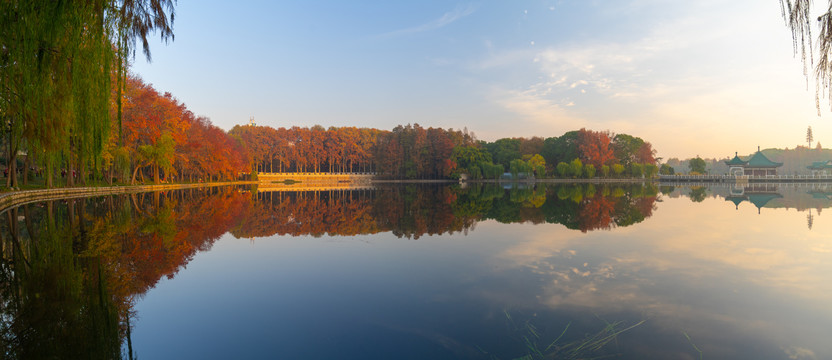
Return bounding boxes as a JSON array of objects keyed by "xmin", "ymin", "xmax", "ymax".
[{"xmin": 132, "ymin": 0, "xmax": 831, "ymax": 159}]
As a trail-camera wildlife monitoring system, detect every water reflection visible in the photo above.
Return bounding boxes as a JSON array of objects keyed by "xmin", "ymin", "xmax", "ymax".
[
  {"xmin": 0, "ymin": 189, "xmax": 249, "ymax": 359},
  {"xmin": 235, "ymin": 183, "xmax": 658, "ymax": 238},
  {"xmin": 0, "ymin": 183, "xmax": 830, "ymax": 359},
  {"xmin": 0, "ymin": 184, "xmax": 657, "ymax": 358},
  {"xmin": 665, "ymin": 182, "xmax": 832, "ymax": 217}
]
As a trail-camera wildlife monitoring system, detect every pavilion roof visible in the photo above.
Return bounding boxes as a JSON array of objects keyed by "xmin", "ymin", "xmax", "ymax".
[
  {"xmin": 807, "ymin": 160, "xmax": 832, "ymax": 170},
  {"xmin": 746, "ymin": 151, "xmax": 782, "ymax": 168},
  {"xmin": 725, "ymin": 196, "xmax": 746, "ymax": 209},
  {"xmin": 747, "ymin": 193, "xmax": 783, "ymax": 209},
  {"xmin": 724, "ymin": 153, "xmax": 747, "ymax": 166}
]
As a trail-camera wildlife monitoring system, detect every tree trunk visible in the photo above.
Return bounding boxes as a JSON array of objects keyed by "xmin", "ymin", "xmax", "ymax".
[
  {"xmin": 46, "ymin": 157, "xmax": 53, "ymax": 189},
  {"xmin": 131, "ymin": 163, "xmax": 141, "ymax": 185},
  {"xmin": 6, "ymin": 131, "xmax": 18, "ymax": 189},
  {"xmin": 67, "ymin": 140, "xmax": 75, "ymax": 187},
  {"xmin": 22, "ymin": 150, "xmax": 30, "ymax": 186},
  {"xmin": 79, "ymin": 155, "xmax": 86, "ymax": 186}
]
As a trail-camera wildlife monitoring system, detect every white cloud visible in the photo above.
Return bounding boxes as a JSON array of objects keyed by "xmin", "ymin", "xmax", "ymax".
[
  {"xmin": 474, "ymin": 0, "xmax": 832, "ymax": 157},
  {"xmin": 379, "ymin": 3, "xmax": 477, "ymax": 38}
]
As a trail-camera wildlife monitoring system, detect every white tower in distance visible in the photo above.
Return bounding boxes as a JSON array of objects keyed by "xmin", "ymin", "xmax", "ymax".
[{"xmin": 249, "ymin": 116, "xmax": 255, "ymax": 126}]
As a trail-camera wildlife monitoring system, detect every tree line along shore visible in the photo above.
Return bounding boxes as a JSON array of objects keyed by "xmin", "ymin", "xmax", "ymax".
[{"xmin": 1, "ymin": 2, "xmax": 661, "ymax": 191}]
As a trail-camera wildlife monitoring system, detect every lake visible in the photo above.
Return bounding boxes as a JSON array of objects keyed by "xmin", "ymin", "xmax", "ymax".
[{"xmin": 1, "ymin": 182, "xmax": 830, "ymax": 359}]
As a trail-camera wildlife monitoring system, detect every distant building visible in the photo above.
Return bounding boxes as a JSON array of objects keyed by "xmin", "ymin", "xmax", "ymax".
[
  {"xmin": 807, "ymin": 160, "xmax": 832, "ymax": 175},
  {"xmin": 724, "ymin": 147, "xmax": 783, "ymax": 176}
]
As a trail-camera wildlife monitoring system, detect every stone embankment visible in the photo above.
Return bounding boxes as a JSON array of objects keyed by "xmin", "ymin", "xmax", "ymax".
[{"xmin": 0, "ymin": 181, "xmax": 257, "ymax": 213}]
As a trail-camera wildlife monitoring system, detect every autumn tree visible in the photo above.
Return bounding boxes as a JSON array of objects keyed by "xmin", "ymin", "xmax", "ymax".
[
  {"xmin": 122, "ymin": 76, "xmax": 192, "ymax": 183},
  {"xmin": 527, "ymin": 154, "xmax": 546, "ymax": 177},
  {"xmin": 578, "ymin": 128, "xmax": 615, "ymax": 169},
  {"xmin": 518, "ymin": 137, "xmax": 544, "ymax": 158}
]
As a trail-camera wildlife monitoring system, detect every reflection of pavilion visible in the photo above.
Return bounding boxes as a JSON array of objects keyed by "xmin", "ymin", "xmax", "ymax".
[
  {"xmin": 807, "ymin": 189, "xmax": 832, "ymax": 200},
  {"xmin": 725, "ymin": 183, "xmax": 783, "ymax": 213},
  {"xmin": 724, "ymin": 147, "xmax": 783, "ymax": 177}
]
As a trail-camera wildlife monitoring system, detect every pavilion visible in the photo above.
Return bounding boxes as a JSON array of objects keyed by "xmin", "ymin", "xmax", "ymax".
[
  {"xmin": 724, "ymin": 147, "xmax": 783, "ymax": 177},
  {"xmin": 807, "ymin": 160, "xmax": 832, "ymax": 175}
]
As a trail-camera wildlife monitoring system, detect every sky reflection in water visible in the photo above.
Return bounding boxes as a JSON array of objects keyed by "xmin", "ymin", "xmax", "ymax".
[
  {"xmin": 2, "ymin": 183, "xmax": 830, "ymax": 359},
  {"xmin": 127, "ymin": 184, "xmax": 832, "ymax": 359}
]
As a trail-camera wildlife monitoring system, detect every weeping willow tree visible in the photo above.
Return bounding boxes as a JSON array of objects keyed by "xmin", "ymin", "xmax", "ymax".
[
  {"xmin": 0, "ymin": 0, "xmax": 174, "ymax": 189},
  {"xmin": 781, "ymin": 0, "xmax": 832, "ymax": 111}
]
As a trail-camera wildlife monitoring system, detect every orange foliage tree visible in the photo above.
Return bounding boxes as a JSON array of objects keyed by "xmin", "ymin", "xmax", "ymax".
[{"xmin": 578, "ymin": 128, "xmax": 615, "ymax": 169}]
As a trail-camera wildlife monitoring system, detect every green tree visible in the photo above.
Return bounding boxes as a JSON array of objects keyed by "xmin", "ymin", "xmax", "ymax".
[
  {"xmin": 480, "ymin": 161, "xmax": 504, "ymax": 179},
  {"xmin": 452, "ymin": 145, "xmax": 491, "ymax": 177},
  {"xmin": 556, "ymin": 162, "xmax": 570, "ymax": 177},
  {"xmin": 611, "ymin": 134, "xmax": 644, "ymax": 167},
  {"xmin": 0, "ymin": 0, "xmax": 175, "ymax": 188},
  {"xmin": 689, "ymin": 186, "xmax": 707, "ymax": 202},
  {"xmin": 601, "ymin": 164, "xmax": 610, "ymax": 177},
  {"xmin": 643, "ymin": 163, "xmax": 658, "ymax": 178},
  {"xmin": 659, "ymin": 164, "xmax": 675, "ymax": 175},
  {"xmin": 612, "ymin": 164, "xmax": 625, "ymax": 177},
  {"xmin": 541, "ymin": 132, "xmax": 580, "ymax": 167},
  {"xmin": 509, "ymin": 159, "xmax": 531, "ymax": 178},
  {"xmin": 584, "ymin": 164, "xmax": 596, "ymax": 178},
  {"xmin": 807, "ymin": 126, "xmax": 814, "ymax": 148},
  {"xmin": 485, "ymin": 138, "xmax": 521, "ymax": 169},
  {"xmin": 630, "ymin": 163, "xmax": 643, "ymax": 178},
  {"xmin": 569, "ymin": 158, "xmax": 583, "ymax": 178},
  {"xmin": 688, "ymin": 156, "xmax": 707, "ymax": 174}
]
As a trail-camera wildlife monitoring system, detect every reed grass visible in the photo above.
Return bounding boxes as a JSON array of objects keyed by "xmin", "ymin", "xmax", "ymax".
[{"xmin": 487, "ymin": 311, "xmax": 644, "ymax": 360}]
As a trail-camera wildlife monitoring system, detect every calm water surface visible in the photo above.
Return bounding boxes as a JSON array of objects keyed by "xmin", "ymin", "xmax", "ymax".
[{"xmin": 1, "ymin": 183, "xmax": 831, "ymax": 359}]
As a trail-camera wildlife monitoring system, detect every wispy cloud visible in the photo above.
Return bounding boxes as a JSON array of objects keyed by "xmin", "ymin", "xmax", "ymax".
[{"xmin": 379, "ymin": 3, "xmax": 477, "ymax": 38}]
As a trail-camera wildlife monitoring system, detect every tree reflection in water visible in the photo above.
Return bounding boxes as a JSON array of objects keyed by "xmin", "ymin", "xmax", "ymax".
[{"xmin": 0, "ymin": 183, "xmax": 659, "ymax": 358}]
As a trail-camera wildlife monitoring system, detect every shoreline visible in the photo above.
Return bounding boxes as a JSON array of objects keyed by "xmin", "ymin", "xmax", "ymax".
[{"xmin": 0, "ymin": 181, "xmax": 258, "ymax": 214}]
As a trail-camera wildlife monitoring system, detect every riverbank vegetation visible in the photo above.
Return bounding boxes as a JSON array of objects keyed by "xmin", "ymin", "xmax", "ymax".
[{"xmin": 231, "ymin": 123, "xmax": 659, "ymax": 181}]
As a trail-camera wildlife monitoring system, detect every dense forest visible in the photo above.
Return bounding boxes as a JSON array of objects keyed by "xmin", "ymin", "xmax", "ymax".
[{"xmin": 230, "ymin": 123, "xmax": 659, "ymax": 180}]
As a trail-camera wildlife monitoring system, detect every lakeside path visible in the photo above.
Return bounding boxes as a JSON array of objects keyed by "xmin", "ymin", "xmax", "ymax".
[{"xmin": 0, "ymin": 181, "xmax": 258, "ymax": 214}]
